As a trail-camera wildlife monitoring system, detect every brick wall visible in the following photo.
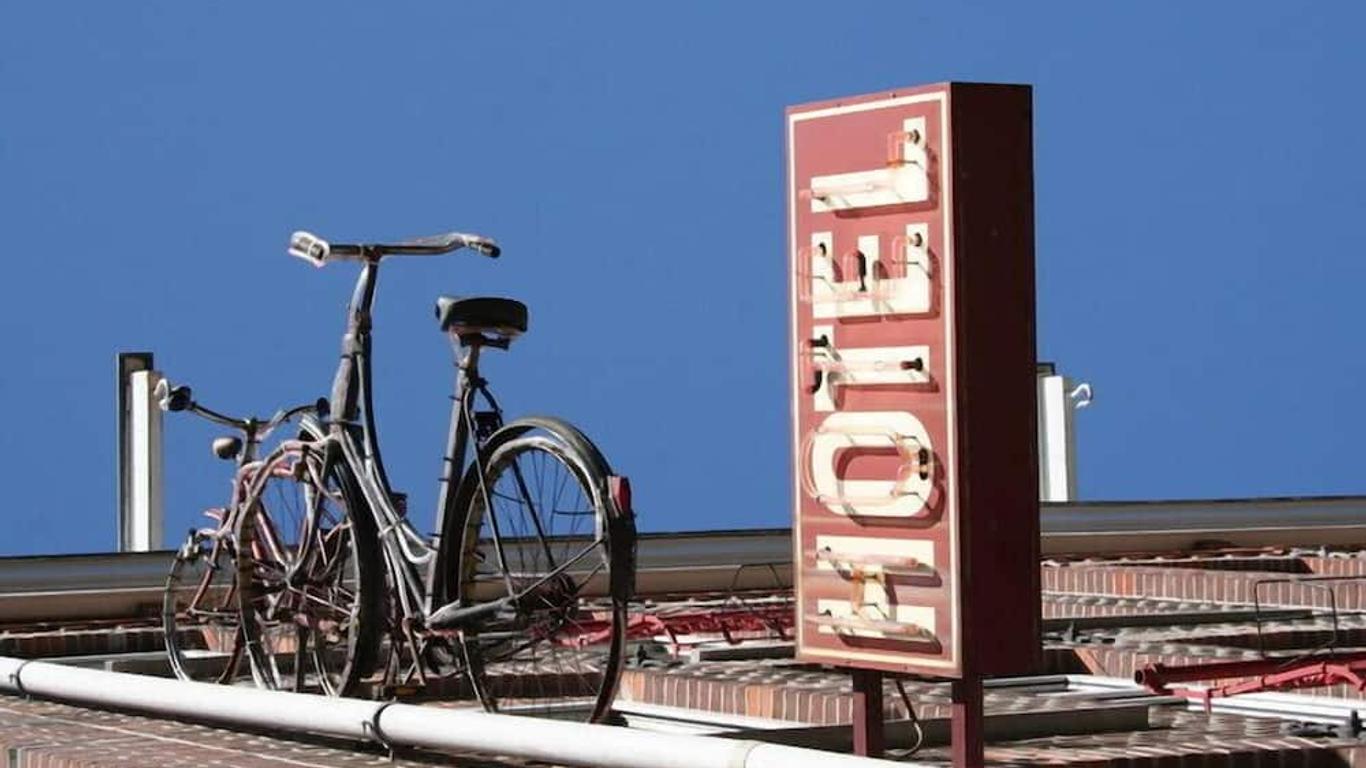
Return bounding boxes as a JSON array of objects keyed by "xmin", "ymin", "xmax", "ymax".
[
  {"xmin": 0, "ymin": 625, "xmax": 164, "ymax": 659},
  {"xmin": 1045, "ymin": 563, "xmax": 1366, "ymax": 610}
]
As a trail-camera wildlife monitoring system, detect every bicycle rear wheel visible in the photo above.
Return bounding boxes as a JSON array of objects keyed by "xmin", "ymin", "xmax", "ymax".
[
  {"xmin": 455, "ymin": 419, "xmax": 634, "ymax": 722},
  {"xmin": 163, "ymin": 528, "xmax": 251, "ymax": 684},
  {"xmin": 235, "ymin": 441, "xmax": 381, "ymax": 696}
]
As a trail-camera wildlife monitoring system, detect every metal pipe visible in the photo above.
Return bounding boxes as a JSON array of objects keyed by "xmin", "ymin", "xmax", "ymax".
[
  {"xmin": 1136, "ymin": 651, "xmax": 1366, "ymax": 690},
  {"xmin": 0, "ymin": 656, "xmax": 918, "ymax": 768},
  {"xmin": 116, "ymin": 353, "xmax": 163, "ymax": 552},
  {"xmin": 126, "ymin": 369, "xmax": 165, "ymax": 551},
  {"xmin": 1036, "ymin": 370, "xmax": 1089, "ymax": 503},
  {"xmin": 1063, "ymin": 674, "xmax": 1366, "ymax": 724}
]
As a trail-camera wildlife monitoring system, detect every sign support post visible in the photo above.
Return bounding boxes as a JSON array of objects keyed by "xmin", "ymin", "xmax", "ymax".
[
  {"xmin": 951, "ymin": 675, "xmax": 984, "ymax": 768},
  {"xmin": 850, "ymin": 669, "xmax": 885, "ymax": 757}
]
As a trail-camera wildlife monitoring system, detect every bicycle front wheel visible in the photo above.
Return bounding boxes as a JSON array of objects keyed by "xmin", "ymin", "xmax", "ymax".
[
  {"xmin": 456, "ymin": 419, "xmax": 634, "ymax": 722},
  {"xmin": 235, "ymin": 441, "xmax": 381, "ymax": 696},
  {"xmin": 163, "ymin": 528, "xmax": 251, "ymax": 685}
]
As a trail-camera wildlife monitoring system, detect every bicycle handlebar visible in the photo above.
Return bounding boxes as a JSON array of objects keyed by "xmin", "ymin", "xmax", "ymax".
[
  {"xmin": 154, "ymin": 378, "xmax": 316, "ymax": 439},
  {"xmin": 393, "ymin": 232, "xmax": 501, "ymax": 258},
  {"xmin": 288, "ymin": 230, "xmax": 501, "ymax": 267}
]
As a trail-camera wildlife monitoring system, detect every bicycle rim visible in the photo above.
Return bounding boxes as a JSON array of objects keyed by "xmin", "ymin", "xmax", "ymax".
[
  {"xmin": 236, "ymin": 444, "xmax": 376, "ymax": 696},
  {"xmin": 163, "ymin": 530, "xmax": 249, "ymax": 684},
  {"xmin": 458, "ymin": 432, "xmax": 628, "ymax": 722}
]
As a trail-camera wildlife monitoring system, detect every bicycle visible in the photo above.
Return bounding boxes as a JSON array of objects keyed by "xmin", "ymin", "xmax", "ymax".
[
  {"xmin": 160, "ymin": 390, "xmax": 322, "ymax": 686},
  {"xmin": 160, "ymin": 230, "xmax": 636, "ymax": 723}
]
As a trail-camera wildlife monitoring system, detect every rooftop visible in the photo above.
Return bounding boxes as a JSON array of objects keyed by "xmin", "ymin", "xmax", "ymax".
[{"xmin": 6, "ymin": 496, "xmax": 1366, "ymax": 766}]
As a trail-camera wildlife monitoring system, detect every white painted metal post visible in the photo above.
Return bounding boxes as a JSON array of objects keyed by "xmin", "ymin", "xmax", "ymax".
[
  {"xmin": 117, "ymin": 352, "xmax": 164, "ymax": 552},
  {"xmin": 1037, "ymin": 370, "xmax": 1090, "ymax": 503},
  {"xmin": 127, "ymin": 369, "xmax": 164, "ymax": 550}
]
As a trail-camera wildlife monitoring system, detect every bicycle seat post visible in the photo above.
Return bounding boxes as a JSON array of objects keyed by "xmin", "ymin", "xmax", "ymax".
[{"xmin": 457, "ymin": 338, "xmax": 483, "ymax": 384}]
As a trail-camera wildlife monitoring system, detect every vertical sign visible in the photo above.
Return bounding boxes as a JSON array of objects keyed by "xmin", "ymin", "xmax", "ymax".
[{"xmin": 788, "ymin": 83, "xmax": 1040, "ymax": 678}]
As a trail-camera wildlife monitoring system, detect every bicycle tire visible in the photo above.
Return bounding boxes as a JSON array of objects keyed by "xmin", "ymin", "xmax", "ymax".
[
  {"xmin": 452, "ymin": 417, "xmax": 634, "ymax": 722},
  {"xmin": 235, "ymin": 439, "xmax": 383, "ymax": 696},
  {"xmin": 163, "ymin": 528, "xmax": 249, "ymax": 684}
]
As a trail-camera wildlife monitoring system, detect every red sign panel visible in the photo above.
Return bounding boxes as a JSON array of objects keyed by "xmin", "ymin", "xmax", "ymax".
[{"xmin": 787, "ymin": 83, "xmax": 1040, "ymax": 678}]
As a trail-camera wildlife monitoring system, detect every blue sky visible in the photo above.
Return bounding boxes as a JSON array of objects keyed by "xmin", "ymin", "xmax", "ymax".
[{"xmin": 2, "ymin": 3, "xmax": 1363, "ymax": 555}]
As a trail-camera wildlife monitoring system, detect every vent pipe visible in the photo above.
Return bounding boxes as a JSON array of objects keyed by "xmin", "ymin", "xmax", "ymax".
[{"xmin": 1037, "ymin": 363, "xmax": 1092, "ymax": 503}]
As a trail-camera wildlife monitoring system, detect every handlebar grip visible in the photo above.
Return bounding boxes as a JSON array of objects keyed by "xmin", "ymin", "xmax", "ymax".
[
  {"xmin": 288, "ymin": 231, "xmax": 330, "ymax": 267},
  {"xmin": 465, "ymin": 236, "xmax": 501, "ymax": 258},
  {"xmin": 154, "ymin": 379, "xmax": 192, "ymax": 412}
]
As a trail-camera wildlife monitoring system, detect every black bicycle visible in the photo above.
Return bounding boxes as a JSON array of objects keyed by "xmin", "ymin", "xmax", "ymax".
[{"xmin": 161, "ymin": 230, "xmax": 635, "ymax": 722}]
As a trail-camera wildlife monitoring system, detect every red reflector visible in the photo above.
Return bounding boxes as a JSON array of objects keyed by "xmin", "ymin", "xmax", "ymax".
[{"xmin": 608, "ymin": 475, "xmax": 632, "ymax": 514}]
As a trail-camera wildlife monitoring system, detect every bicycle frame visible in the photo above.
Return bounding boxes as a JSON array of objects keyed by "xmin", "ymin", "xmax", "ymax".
[{"xmin": 314, "ymin": 252, "xmax": 501, "ymax": 623}]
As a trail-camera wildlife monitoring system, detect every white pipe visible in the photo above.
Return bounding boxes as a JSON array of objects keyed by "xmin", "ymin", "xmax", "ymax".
[
  {"xmin": 126, "ymin": 369, "xmax": 165, "ymax": 551},
  {"xmin": 0, "ymin": 656, "xmax": 377, "ymax": 737},
  {"xmin": 0, "ymin": 657, "xmax": 921, "ymax": 768},
  {"xmin": 1037, "ymin": 372, "xmax": 1090, "ymax": 503}
]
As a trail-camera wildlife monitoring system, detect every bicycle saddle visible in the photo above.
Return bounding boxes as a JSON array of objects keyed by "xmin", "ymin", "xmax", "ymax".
[{"xmin": 436, "ymin": 296, "xmax": 528, "ymax": 338}]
